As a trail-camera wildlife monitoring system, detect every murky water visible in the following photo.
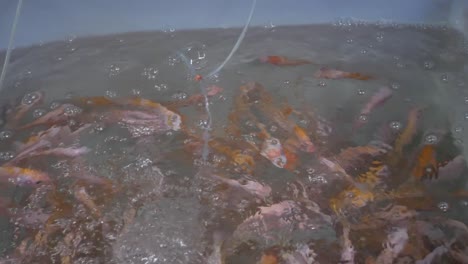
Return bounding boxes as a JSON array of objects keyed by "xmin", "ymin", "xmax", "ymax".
[{"xmin": 0, "ymin": 24, "xmax": 468, "ymax": 263}]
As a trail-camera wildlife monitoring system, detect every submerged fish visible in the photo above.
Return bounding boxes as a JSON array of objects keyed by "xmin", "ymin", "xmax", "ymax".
[
  {"xmin": 103, "ymin": 108, "xmax": 181, "ymax": 137},
  {"xmin": 314, "ymin": 67, "xmax": 372, "ymax": 80},
  {"xmin": 354, "ymin": 87, "xmax": 393, "ymax": 128},
  {"xmin": 259, "ymin": 55, "xmax": 311, "ymax": 66},
  {"xmin": 18, "ymin": 104, "xmax": 81, "ymax": 129},
  {"xmin": 8, "ymin": 91, "xmax": 44, "ymax": 128},
  {"xmin": 411, "ymin": 145, "xmax": 438, "ymax": 180},
  {"xmin": 260, "ymin": 137, "xmax": 287, "ymax": 168},
  {"xmin": 0, "ymin": 166, "xmax": 50, "ymax": 185}
]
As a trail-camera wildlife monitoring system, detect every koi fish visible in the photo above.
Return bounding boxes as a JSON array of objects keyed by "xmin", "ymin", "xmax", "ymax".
[
  {"xmin": 374, "ymin": 227, "xmax": 408, "ymax": 264},
  {"xmin": 259, "ymin": 55, "xmax": 311, "ymax": 66},
  {"xmin": 260, "ymin": 137, "xmax": 287, "ymax": 168},
  {"xmin": 394, "ymin": 107, "xmax": 423, "ymax": 155},
  {"xmin": 293, "ymin": 125, "xmax": 315, "ymax": 153},
  {"xmin": 102, "ymin": 108, "xmax": 181, "ymax": 137},
  {"xmin": 74, "ymin": 186, "xmax": 101, "ymax": 218},
  {"xmin": 354, "ymin": 87, "xmax": 393, "ymax": 128},
  {"xmin": 28, "ymin": 146, "xmax": 90, "ymax": 159},
  {"xmin": 8, "ymin": 91, "xmax": 44, "ymax": 127},
  {"xmin": 209, "ymin": 174, "xmax": 271, "ymax": 200},
  {"xmin": 340, "ymin": 225, "xmax": 355, "ymax": 264},
  {"xmin": 18, "ymin": 104, "xmax": 81, "ymax": 129},
  {"xmin": 0, "ymin": 166, "xmax": 51, "ymax": 185},
  {"xmin": 314, "ymin": 67, "xmax": 372, "ymax": 80},
  {"xmin": 411, "ymin": 145, "xmax": 438, "ymax": 180}
]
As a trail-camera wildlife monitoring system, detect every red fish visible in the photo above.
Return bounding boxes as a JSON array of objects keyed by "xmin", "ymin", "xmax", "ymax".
[
  {"xmin": 354, "ymin": 87, "xmax": 393, "ymax": 128},
  {"xmin": 259, "ymin": 55, "xmax": 311, "ymax": 66},
  {"xmin": 314, "ymin": 67, "xmax": 372, "ymax": 80}
]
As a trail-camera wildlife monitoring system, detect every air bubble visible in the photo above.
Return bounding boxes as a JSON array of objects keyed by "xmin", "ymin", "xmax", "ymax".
[
  {"xmin": 464, "ymin": 112, "xmax": 468, "ymax": 120},
  {"xmin": 425, "ymin": 134, "xmax": 438, "ymax": 144},
  {"xmin": 49, "ymin": 101, "xmax": 61, "ymax": 110},
  {"xmin": 93, "ymin": 123, "xmax": 105, "ymax": 132},
  {"xmin": 269, "ymin": 125, "xmax": 277, "ymax": 133},
  {"xmin": 21, "ymin": 93, "xmax": 39, "ymax": 105},
  {"xmin": 390, "ymin": 82, "xmax": 400, "ymax": 90},
  {"xmin": 454, "ymin": 126, "xmax": 463, "ymax": 133},
  {"xmin": 423, "ymin": 60, "xmax": 435, "ymax": 70},
  {"xmin": 389, "ymin": 121, "xmax": 402, "ymax": 131},
  {"xmin": 306, "ymin": 168, "xmax": 315, "ymax": 174},
  {"xmin": 33, "ymin": 109, "xmax": 46, "ymax": 118},
  {"xmin": 318, "ymin": 81, "xmax": 327, "ymax": 87},
  {"xmin": 0, "ymin": 130, "xmax": 13, "ymax": 140},
  {"xmin": 0, "ymin": 151, "xmax": 14, "ymax": 161},
  {"xmin": 270, "ymin": 139, "xmax": 279, "ymax": 145},
  {"xmin": 437, "ymin": 201, "xmax": 449, "ymax": 212},
  {"xmin": 360, "ymin": 49, "xmax": 368, "ymax": 54},
  {"xmin": 357, "ymin": 89, "xmax": 365, "ymax": 95},
  {"xmin": 358, "ymin": 114, "xmax": 368, "ymax": 122},
  {"xmin": 181, "ymin": 42, "xmax": 208, "ymax": 70},
  {"xmin": 376, "ymin": 32, "xmax": 384, "ymax": 42},
  {"xmin": 441, "ymin": 74, "xmax": 449, "ymax": 82},
  {"xmin": 197, "ymin": 119, "xmax": 209, "ymax": 129},
  {"xmin": 464, "ymin": 96, "xmax": 468, "ymax": 104},
  {"xmin": 346, "ymin": 38, "xmax": 353, "ymax": 44}
]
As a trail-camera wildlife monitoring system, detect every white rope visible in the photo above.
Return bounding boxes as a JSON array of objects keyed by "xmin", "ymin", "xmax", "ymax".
[{"xmin": 0, "ymin": 0, "xmax": 24, "ymax": 93}]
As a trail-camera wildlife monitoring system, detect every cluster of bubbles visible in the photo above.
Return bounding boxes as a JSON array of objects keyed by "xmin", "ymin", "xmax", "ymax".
[
  {"xmin": 32, "ymin": 109, "xmax": 46, "ymax": 118},
  {"xmin": 105, "ymin": 90, "xmax": 118, "ymax": 98},
  {"xmin": 64, "ymin": 105, "xmax": 83, "ymax": 117},
  {"xmin": 0, "ymin": 130, "xmax": 13, "ymax": 141},
  {"xmin": 171, "ymin": 92, "xmax": 188, "ymax": 100},
  {"xmin": 389, "ymin": 121, "xmax": 402, "ymax": 131},
  {"xmin": 182, "ymin": 42, "xmax": 208, "ymax": 70},
  {"xmin": 107, "ymin": 64, "xmax": 121, "ymax": 78},
  {"xmin": 0, "ymin": 151, "xmax": 14, "ymax": 161},
  {"xmin": 424, "ymin": 134, "xmax": 438, "ymax": 144},
  {"xmin": 142, "ymin": 67, "xmax": 159, "ymax": 80},
  {"xmin": 21, "ymin": 92, "xmax": 39, "ymax": 105}
]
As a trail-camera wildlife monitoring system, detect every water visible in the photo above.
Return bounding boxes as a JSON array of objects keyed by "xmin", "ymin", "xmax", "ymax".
[{"xmin": 0, "ymin": 24, "xmax": 467, "ymax": 263}]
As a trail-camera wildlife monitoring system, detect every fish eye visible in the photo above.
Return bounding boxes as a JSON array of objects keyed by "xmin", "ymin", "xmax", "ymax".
[{"xmin": 36, "ymin": 180, "xmax": 42, "ymax": 184}]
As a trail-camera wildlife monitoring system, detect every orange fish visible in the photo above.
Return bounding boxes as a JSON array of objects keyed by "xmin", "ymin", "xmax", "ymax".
[
  {"xmin": 0, "ymin": 166, "xmax": 51, "ymax": 185},
  {"xmin": 259, "ymin": 55, "xmax": 311, "ymax": 66},
  {"xmin": 314, "ymin": 67, "xmax": 372, "ymax": 80},
  {"xmin": 411, "ymin": 145, "xmax": 438, "ymax": 180},
  {"xmin": 394, "ymin": 107, "xmax": 423, "ymax": 154},
  {"xmin": 293, "ymin": 125, "xmax": 315, "ymax": 153}
]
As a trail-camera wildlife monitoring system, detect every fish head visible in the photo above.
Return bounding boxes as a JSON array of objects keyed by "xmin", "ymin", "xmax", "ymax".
[{"xmin": 165, "ymin": 112, "xmax": 182, "ymax": 131}]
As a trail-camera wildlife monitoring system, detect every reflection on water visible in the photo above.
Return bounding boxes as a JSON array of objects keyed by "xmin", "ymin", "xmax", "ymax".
[{"xmin": 0, "ymin": 24, "xmax": 467, "ymax": 263}]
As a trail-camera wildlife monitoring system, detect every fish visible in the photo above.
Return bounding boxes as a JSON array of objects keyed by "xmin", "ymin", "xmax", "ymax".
[
  {"xmin": 292, "ymin": 125, "xmax": 315, "ymax": 153},
  {"xmin": 27, "ymin": 146, "xmax": 90, "ymax": 159},
  {"xmin": 8, "ymin": 125, "xmax": 91, "ymax": 165},
  {"xmin": 209, "ymin": 174, "xmax": 271, "ymax": 200},
  {"xmin": 103, "ymin": 108, "xmax": 181, "ymax": 137},
  {"xmin": 354, "ymin": 87, "xmax": 393, "ymax": 128},
  {"xmin": 18, "ymin": 104, "xmax": 80, "ymax": 129},
  {"xmin": 260, "ymin": 137, "xmax": 287, "ymax": 168},
  {"xmin": 394, "ymin": 107, "xmax": 423, "ymax": 155},
  {"xmin": 281, "ymin": 244, "xmax": 317, "ymax": 264},
  {"xmin": 340, "ymin": 225, "xmax": 355, "ymax": 264},
  {"xmin": 8, "ymin": 91, "xmax": 44, "ymax": 127},
  {"xmin": 224, "ymin": 200, "xmax": 333, "ymax": 255},
  {"xmin": 258, "ymin": 55, "xmax": 311, "ymax": 66},
  {"xmin": 374, "ymin": 227, "xmax": 409, "ymax": 264},
  {"xmin": 314, "ymin": 67, "xmax": 372, "ymax": 80},
  {"xmin": 0, "ymin": 166, "xmax": 51, "ymax": 185},
  {"xmin": 74, "ymin": 186, "xmax": 101, "ymax": 218},
  {"xmin": 411, "ymin": 145, "xmax": 438, "ymax": 180}
]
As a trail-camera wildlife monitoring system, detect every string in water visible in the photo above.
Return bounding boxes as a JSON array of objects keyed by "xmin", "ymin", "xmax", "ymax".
[
  {"xmin": 177, "ymin": 0, "xmax": 257, "ymax": 162},
  {"xmin": 0, "ymin": 0, "xmax": 24, "ymax": 93}
]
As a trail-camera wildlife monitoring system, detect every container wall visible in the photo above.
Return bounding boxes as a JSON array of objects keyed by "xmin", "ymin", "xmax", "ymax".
[{"xmin": 0, "ymin": 0, "xmax": 457, "ymax": 49}]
